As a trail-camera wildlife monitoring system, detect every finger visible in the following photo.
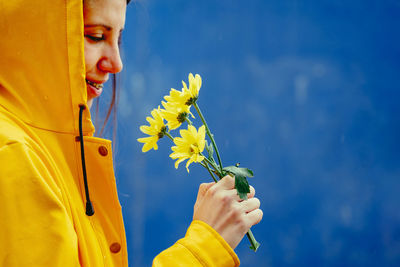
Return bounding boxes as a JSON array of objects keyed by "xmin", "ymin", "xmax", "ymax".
[
  {"xmin": 248, "ymin": 186, "xmax": 255, "ymax": 199},
  {"xmin": 246, "ymin": 208, "xmax": 263, "ymax": 226},
  {"xmin": 196, "ymin": 182, "xmax": 215, "ymax": 203},
  {"xmin": 225, "ymin": 186, "xmax": 256, "ymax": 202},
  {"xmin": 225, "ymin": 189, "xmax": 245, "ymax": 202},
  {"xmin": 215, "ymin": 175, "xmax": 235, "ymax": 190},
  {"xmin": 240, "ymin": 198, "xmax": 260, "ymax": 213},
  {"xmin": 217, "ymin": 176, "xmax": 256, "ymax": 199}
]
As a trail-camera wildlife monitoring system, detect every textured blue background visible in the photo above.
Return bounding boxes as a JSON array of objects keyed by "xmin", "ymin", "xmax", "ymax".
[{"xmin": 100, "ymin": 0, "xmax": 400, "ymax": 266}]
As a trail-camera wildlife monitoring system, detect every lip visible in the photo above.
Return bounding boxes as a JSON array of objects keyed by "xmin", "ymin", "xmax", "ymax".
[{"xmin": 86, "ymin": 78, "xmax": 105, "ymax": 98}]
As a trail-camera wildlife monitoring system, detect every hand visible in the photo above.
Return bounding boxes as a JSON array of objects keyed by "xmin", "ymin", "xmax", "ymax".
[{"xmin": 193, "ymin": 175, "xmax": 263, "ymax": 249}]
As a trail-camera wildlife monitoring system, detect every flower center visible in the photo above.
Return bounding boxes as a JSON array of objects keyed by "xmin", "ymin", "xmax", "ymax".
[
  {"xmin": 177, "ymin": 112, "xmax": 188, "ymax": 123},
  {"xmin": 157, "ymin": 126, "xmax": 167, "ymax": 139},
  {"xmin": 189, "ymin": 144, "xmax": 200, "ymax": 155},
  {"xmin": 185, "ymin": 97, "xmax": 198, "ymax": 106}
]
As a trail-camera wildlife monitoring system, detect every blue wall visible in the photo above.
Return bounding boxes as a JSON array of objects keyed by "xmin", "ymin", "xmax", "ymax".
[{"xmin": 109, "ymin": 0, "xmax": 400, "ymax": 266}]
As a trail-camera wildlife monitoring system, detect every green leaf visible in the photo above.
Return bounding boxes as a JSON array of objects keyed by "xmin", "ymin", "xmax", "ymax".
[
  {"xmin": 235, "ymin": 175, "xmax": 250, "ymax": 200},
  {"xmin": 205, "ymin": 140, "xmax": 215, "ymax": 162},
  {"xmin": 223, "ymin": 166, "xmax": 254, "ymax": 178},
  {"xmin": 223, "ymin": 166, "xmax": 254, "ymax": 200}
]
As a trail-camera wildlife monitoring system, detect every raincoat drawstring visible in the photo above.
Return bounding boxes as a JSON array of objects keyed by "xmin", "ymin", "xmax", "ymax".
[{"xmin": 79, "ymin": 104, "xmax": 95, "ymax": 216}]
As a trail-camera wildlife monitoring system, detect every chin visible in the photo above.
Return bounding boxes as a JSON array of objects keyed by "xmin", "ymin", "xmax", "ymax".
[{"xmin": 87, "ymin": 98, "xmax": 94, "ymax": 109}]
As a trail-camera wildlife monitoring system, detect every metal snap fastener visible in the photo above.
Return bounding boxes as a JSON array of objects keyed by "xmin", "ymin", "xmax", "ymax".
[
  {"xmin": 110, "ymin": 242, "xmax": 121, "ymax": 253},
  {"xmin": 98, "ymin": 146, "xmax": 108, "ymax": 156}
]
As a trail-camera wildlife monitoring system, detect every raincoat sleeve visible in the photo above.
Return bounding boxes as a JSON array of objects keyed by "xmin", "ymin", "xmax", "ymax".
[
  {"xmin": 153, "ymin": 220, "xmax": 240, "ymax": 267},
  {"xmin": 0, "ymin": 141, "xmax": 80, "ymax": 266}
]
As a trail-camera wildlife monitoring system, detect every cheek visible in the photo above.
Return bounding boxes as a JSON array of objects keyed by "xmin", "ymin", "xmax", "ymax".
[{"xmin": 84, "ymin": 41, "xmax": 98, "ymax": 73}]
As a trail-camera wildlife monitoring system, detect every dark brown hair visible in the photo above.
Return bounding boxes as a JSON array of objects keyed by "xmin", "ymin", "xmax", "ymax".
[{"xmin": 96, "ymin": 74, "xmax": 117, "ymax": 137}]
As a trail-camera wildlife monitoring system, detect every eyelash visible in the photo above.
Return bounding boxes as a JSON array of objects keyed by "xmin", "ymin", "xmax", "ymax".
[
  {"xmin": 85, "ymin": 35, "xmax": 105, "ymax": 42},
  {"xmin": 84, "ymin": 34, "xmax": 123, "ymax": 46}
]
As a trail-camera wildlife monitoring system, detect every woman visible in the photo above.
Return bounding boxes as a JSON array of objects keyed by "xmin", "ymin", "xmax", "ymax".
[{"xmin": 0, "ymin": 0, "xmax": 262, "ymax": 266}]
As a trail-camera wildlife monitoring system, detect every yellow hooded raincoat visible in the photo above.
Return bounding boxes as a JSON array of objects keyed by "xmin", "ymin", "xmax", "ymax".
[{"xmin": 0, "ymin": 0, "xmax": 240, "ymax": 266}]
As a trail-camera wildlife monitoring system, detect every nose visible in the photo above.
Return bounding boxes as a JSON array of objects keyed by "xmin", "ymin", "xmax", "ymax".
[{"xmin": 98, "ymin": 44, "xmax": 123, "ymax": 74}]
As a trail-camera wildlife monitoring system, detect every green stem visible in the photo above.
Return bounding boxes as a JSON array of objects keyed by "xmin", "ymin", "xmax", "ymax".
[
  {"xmin": 199, "ymin": 160, "xmax": 215, "ymax": 173},
  {"xmin": 193, "ymin": 103, "xmax": 223, "ymax": 173},
  {"xmin": 247, "ymin": 229, "xmax": 260, "ymax": 252},
  {"xmin": 164, "ymin": 131, "xmax": 174, "ymax": 141},
  {"xmin": 202, "ymin": 154, "xmax": 223, "ymax": 178},
  {"xmin": 199, "ymin": 160, "xmax": 220, "ymax": 180},
  {"xmin": 202, "ymin": 161, "xmax": 218, "ymax": 183},
  {"xmin": 185, "ymin": 117, "xmax": 193, "ymax": 126}
]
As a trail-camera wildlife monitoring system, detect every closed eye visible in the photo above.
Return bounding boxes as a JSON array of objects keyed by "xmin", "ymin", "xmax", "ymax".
[{"xmin": 85, "ymin": 34, "xmax": 105, "ymax": 42}]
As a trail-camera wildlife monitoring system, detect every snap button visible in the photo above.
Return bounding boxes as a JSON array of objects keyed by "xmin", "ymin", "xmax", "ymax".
[
  {"xmin": 98, "ymin": 146, "xmax": 108, "ymax": 156},
  {"xmin": 110, "ymin": 242, "xmax": 121, "ymax": 253}
]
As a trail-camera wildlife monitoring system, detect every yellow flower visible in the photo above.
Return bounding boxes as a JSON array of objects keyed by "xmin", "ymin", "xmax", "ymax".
[
  {"xmin": 137, "ymin": 107, "xmax": 167, "ymax": 152},
  {"xmin": 161, "ymin": 100, "xmax": 190, "ymax": 130},
  {"xmin": 170, "ymin": 125, "xmax": 206, "ymax": 172},
  {"xmin": 164, "ymin": 74, "xmax": 201, "ymax": 108},
  {"xmin": 182, "ymin": 73, "xmax": 201, "ymax": 105}
]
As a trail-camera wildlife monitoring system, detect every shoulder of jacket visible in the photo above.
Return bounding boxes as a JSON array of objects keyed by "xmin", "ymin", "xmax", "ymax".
[{"xmin": 0, "ymin": 116, "xmax": 64, "ymax": 202}]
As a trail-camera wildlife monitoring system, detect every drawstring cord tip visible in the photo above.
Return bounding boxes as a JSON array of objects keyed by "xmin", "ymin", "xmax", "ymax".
[{"xmin": 86, "ymin": 201, "xmax": 95, "ymax": 216}]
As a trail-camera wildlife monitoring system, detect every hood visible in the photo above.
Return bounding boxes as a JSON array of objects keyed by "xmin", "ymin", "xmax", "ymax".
[{"xmin": 0, "ymin": 0, "xmax": 94, "ymax": 135}]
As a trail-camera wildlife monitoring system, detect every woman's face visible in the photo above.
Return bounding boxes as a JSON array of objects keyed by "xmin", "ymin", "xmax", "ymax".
[{"xmin": 83, "ymin": 0, "xmax": 126, "ymax": 107}]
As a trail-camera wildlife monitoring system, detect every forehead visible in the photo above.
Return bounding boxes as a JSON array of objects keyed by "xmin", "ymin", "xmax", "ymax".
[{"xmin": 83, "ymin": 0, "xmax": 126, "ymax": 29}]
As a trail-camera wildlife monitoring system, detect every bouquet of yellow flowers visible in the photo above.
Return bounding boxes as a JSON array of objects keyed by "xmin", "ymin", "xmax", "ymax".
[{"xmin": 137, "ymin": 73, "xmax": 260, "ymax": 251}]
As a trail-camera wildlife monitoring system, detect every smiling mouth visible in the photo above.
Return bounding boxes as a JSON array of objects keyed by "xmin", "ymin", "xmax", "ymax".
[{"xmin": 86, "ymin": 79, "xmax": 104, "ymax": 90}]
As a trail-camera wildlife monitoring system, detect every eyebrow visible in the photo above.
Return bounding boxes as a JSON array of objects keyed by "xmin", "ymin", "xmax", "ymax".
[{"xmin": 84, "ymin": 24, "xmax": 124, "ymax": 32}]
